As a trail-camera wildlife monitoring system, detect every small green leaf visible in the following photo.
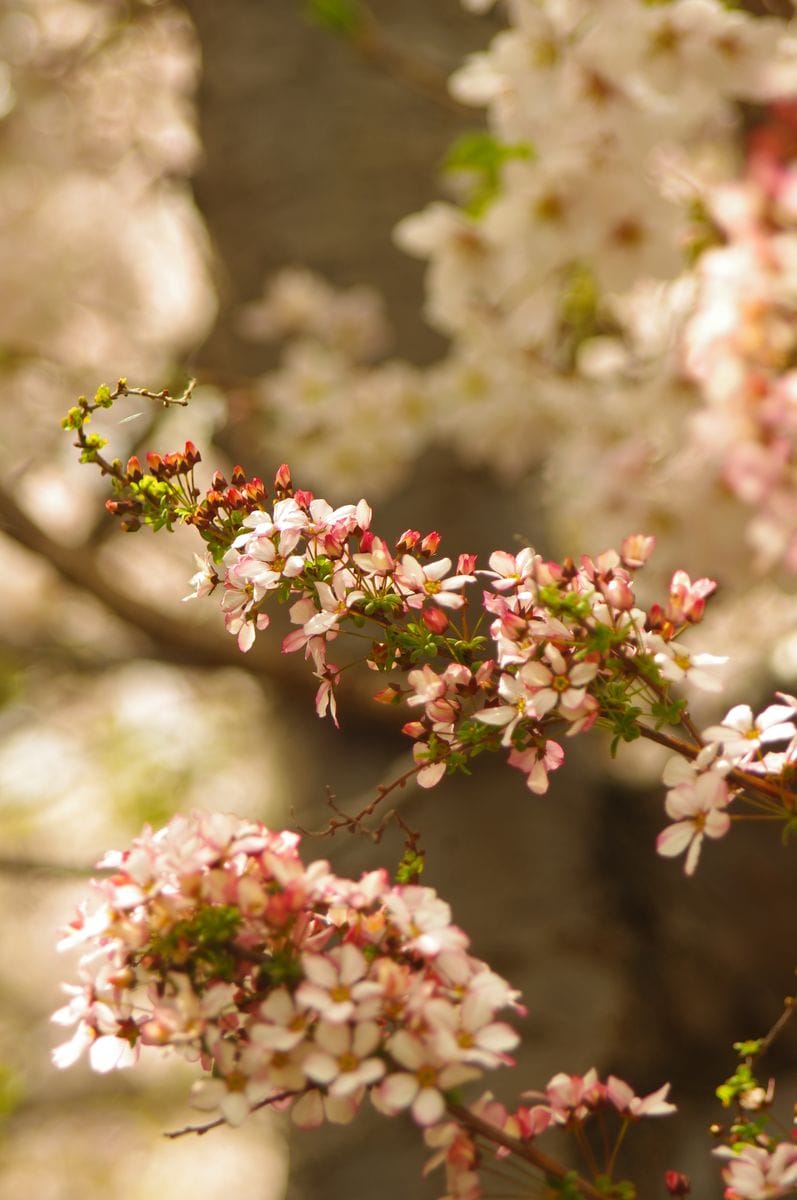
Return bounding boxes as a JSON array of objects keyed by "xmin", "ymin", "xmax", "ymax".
[
  {"xmin": 396, "ymin": 849, "xmax": 425, "ymax": 884},
  {"xmin": 444, "ymin": 131, "xmax": 534, "ymax": 217},
  {"xmin": 305, "ymin": 0, "xmax": 364, "ymax": 36}
]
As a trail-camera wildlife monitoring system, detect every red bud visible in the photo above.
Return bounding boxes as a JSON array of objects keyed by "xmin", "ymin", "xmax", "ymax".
[
  {"xmin": 421, "ymin": 605, "xmax": 449, "ymax": 634},
  {"xmin": 664, "ymin": 1171, "xmax": 690, "ymax": 1196},
  {"xmin": 126, "ymin": 455, "xmax": 143, "ymax": 481}
]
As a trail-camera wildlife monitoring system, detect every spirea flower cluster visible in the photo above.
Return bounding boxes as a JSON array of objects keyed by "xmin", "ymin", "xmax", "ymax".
[{"xmin": 53, "ymin": 811, "xmax": 523, "ymax": 1131}]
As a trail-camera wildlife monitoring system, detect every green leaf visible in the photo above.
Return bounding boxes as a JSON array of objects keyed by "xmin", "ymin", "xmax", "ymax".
[
  {"xmin": 395, "ymin": 849, "xmax": 425, "ymax": 884},
  {"xmin": 304, "ymin": 0, "xmax": 364, "ymax": 36},
  {"xmin": 444, "ymin": 131, "xmax": 534, "ymax": 216},
  {"xmin": 733, "ymin": 1039, "xmax": 763, "ymax": 1057},
  {"xmin": 61, "ymin": 405, "xmax": 85, "ymax": 431}
]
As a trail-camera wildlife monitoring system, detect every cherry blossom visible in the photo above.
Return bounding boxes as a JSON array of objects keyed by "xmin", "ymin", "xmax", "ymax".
[{"xmin": 656, "ymin": 769, "xmax": 732, "ymax": 875}]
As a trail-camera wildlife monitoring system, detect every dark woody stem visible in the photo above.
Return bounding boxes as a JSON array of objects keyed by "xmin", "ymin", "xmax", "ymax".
[{"xmin": 446, "ymin": 1101, "xmax": 611, "ymax": 1200}]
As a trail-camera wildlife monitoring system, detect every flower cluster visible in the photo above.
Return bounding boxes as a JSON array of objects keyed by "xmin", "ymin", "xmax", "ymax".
[
  {"xmin": 64, "ymin": 388, "xmax": 797, "ymax": 1197},
  {"xmin": 69, "ymin": 382, "xmax": 797, "ymax": 876},
  {"xmin": 684, "ymin": 102, "xmax": 797, "ymax": 571},
  {"xmin": 657, "ymin": 696, "xmax": 797, "ymax": 875},
  {"xmin": 422, "ymin": 1069, "xmax": 676, "ymax": 1200},
  {"xmin": 53, "ymin": 810, "xmax": 522, "ymax": 1133},
  {"xmin": 182, "ymin": 458, "xmax": 723, "ymax": 803}
]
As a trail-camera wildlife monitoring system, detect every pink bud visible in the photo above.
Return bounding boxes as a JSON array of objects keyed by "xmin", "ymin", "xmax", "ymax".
[
  {"xmin": 274, "ymin": 463, "xmax": 292, "ymax": 491},
  {"xmin": 603, "ymin": 577, "xmax": 635, "ymax": 611},
  {"xmin": 664, "ymin": 1171, "xmax": 690, "ymax": 1196},
  {"xmin": 421, "ymin": 606, "xmax": 449, "ymax": 634},
  {"xmin": 397, "ymin": 529, "xmax": 421, "ymax": 552}
]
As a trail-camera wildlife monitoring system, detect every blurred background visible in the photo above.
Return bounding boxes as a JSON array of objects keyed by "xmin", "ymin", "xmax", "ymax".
[{"xmin": 0, "ymin": 1, "xmax": 796, "ymax": 1197}]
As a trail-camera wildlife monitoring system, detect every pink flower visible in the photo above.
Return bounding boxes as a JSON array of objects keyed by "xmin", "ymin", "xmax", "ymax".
[
  {"xmin": 303, "ymin": 1019, "xmax": 386, "ymax": 1097},
  {"xmin": 647, "ymin": 635, "xmax": 727, "ymax": 693},
  {"xmin": 382, "ymin": 887, "xmax": 468, "ymax": 958},
  {"xmin": 479, "ymin": 548, "xmax": 539, "ymax": 592},
  {"xmin": 394, "ymin": 554, "xmax": 475, "ymax": 611},
  {"xmin": 605, "ymin": 1076, "xmax": 677, "ymax": 1118},
  {"xmin": 512, "ymin": 647, "xmax": 598, "ymax": 720},
  {"xmin": 378, "ymin": 1031, "xmax": 481, "ymax": 1126},
  {"xmin": 296, "ymin": 944, "xmax": 383, "ymax": 1023},
  {"xmin": 424, "ymin": 993, "xmax": 519, "ymax": 1070},
  {"xmin": 714, "ymin": 1142, "xmax": 797, "ymax": 1200},
  {"xmin": 656, "ymin": 770, "xmax": 731, "ymax": 875},
  {"xmin": 507, "ymin": 739, "xmax": 565, "ymax": 794},
  {"xmin": 702, "ymin": 703, "xmax": 795, "ymax": 764}
]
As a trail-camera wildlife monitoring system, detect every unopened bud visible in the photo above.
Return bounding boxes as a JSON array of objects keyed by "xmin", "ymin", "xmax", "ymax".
[
  {"xmin": 126, "ymin": 455, "xmax": 143, "ymax": 482},
  {"xmin": 163, "ymin": 451, "xmax": 183, "ymax": 477},
  {"xmin": 246, "ymin": 477, "xmax": 267, "ymax": 504},
  {"xmin": 603, "ymin": 577, "xmax": 635, "ymax": 611},
  {"xmin": 397, "ymin": 529, "xmax": 420, "ymax": 552},
  {"xmin": 231, "ymin": 464, "xmax": 247, "ymax": 487},
  {"xmin": 421, "ymin": 606, "xmax": 449, "ymax": 634},
  {"xmin": 183, "ymin": 440, "xmax": 201, "ymax": 466},
  {"xmin": 274, "ymin": 463, "xmax": 292, "ymax": 492},
  {"xmin": 211, "ymin": 470, "xmax": 228, "ymax": 491},
  {"xmin": 420, "ymin": 531, "xmax": 442, "ymax": 557},
  {"xmin": 664, "ymin": 1171, "xmax": 690, "ymax": 1196}
]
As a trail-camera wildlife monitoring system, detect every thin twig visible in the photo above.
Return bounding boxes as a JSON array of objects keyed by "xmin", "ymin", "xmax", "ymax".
[
  {"xmin": 164, "ymin": 1089, "xmax": 300, "ymax": 1138},
  {"xmin": 350, "ymin": 7, "xmax": 465, "ymax": 114}
]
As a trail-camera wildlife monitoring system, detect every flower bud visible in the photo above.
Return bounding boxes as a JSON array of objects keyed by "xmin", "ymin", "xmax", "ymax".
[
  {"xmin": 420, "ymin": 531, "xmax": 442, "ymax": 557},
  {"xmin": 603, "ymin": 577, "xmax": 635, "ymax": 611},
  {"xmin": 421, "ymin": 606, "xmax": 449, "ymax": 634},
  {"xmin": 664, "ymin": 1171, "xmax": 690, "ymax": 1196},
  {"xmin": 396, "ymin": 529, "xmax": 421, "ymax": 552},
  {"xmin": 126, "ymin": 455, "xmax": 143, "ymax": 481},
  {"xmin": 274, "ymin": 463, "xmax": 292, "ymax": 493},
  {"xmin": 246, "ymin": 477, "xmax": 267, "ymax": 505}
]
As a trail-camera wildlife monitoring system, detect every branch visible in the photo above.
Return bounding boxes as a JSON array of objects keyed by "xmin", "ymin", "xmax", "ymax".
[
  {"xmin": 447, "ymin": 1101, "xmax": 611, "ymax": 1200},
  {"xmin": 164, "ymin": 1089, "xmax": 300, "ymax": 1138},
  {"xmin": 0, "ymin": 479, "xmax": 390, "ymax": 727},
  {"xmin": 351, "ymin": 9, "xmax": 465, "ymax": 114}
]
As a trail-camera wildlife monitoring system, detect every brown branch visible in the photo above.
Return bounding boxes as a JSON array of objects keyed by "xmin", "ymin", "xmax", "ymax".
[
  {"xmin": 447, "ymin": 1101, "xmax": 610, "ymax": 1200},
  {"xmin": 0, "ymin": 855, "xmax": 97, "ymax": 877},
  {"xmin": 349, "ymin": 8, "xmax": 465, "ymax": 114},
  {"xmin": 751, "ymin": 991, "xmax": 797, "ymax": 1062}
]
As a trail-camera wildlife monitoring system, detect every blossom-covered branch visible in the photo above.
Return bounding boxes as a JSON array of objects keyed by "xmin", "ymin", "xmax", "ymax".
[{"xmin": 65, "ymin": 384, "xmax": 797, "ymax": 875}]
